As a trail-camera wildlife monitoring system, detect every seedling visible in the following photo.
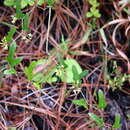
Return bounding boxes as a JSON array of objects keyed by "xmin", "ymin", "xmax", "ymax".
[
  {"xmin": 4, "ymin": 41, "xmax": 22, "ymax": 75},
  {"xmin": 72, "ymin": 98, "xmax": 88, "ymax": 109},
  {"xmin": 4, "ymin": 0, "xmax": 40, "ymax": 9},
  {"xmin": 98, "ymin": 89, "xmax": 107, "ymax": 110},
  {"xmin": 112, "ymin": 113, "xmax": 121, "ymax": 129},
  {"xmin": 88, "ymin": 112, "xmax": 104, "ymax": 128},
  {"xmin": 72, "ymin": 65, "xmax": 89, "ymax": 85},
  {"xmin": 107, "ymin": 61, "xmax": 130, "ymax": 90},
  {"xmin": 4, "ymin": 0, "xmax": 30, "ymax": 32},
  {"xmin": 56, "ymin": 57, "xmax": 89, "ymax": 84},
  {"xmin": 22, "ymin": 14, "xmax": 29, "ymax": 31},
  {"xmin": 86, "ymin": 0, "xmax": 101, "ymax": 18},
  {"xmin": 25, "ymin": 56, "xmax": 88, "ymax": 90}
]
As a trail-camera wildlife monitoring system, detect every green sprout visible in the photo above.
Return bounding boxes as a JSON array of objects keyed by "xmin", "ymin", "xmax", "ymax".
[
  {"xmin": 98, "ymin": 89, "xmax": 107, "ymax": 110},
  {"xmin": 107, "ymin": 61, "xmax": 130, "ymax": 91},
  {"xmin": 112, "ymin": 114, "xmax": 121, "ymax": 129},
  {"xmin": 72, "ymin": 98, "xmax": 88, "ymax": 109},
  {"xmin": 86, "ymin": 0, "xmax": 101, "ymax": 18},
  {"xmin": 88, "ymin": 112, "xmax": 104, "ymax": 128}
]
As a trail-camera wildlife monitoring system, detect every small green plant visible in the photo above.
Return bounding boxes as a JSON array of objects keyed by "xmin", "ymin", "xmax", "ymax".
[
  {"xmin": 24, "ymin": 59, "xmax": 57, "ymax": 85},
  {"xmin": 4, "ymin": 0, "xmax": 30, "ymax": 32},
  {"xmin": 24, "ymin": 34, "xmax": 88, "ymax": 89},
  {"xmin": 112, "ymin": 113, "xmax": 121, "ymax": 129},
  {"xmin": 4, "ymin": 0, "xmax": 43, "ymax": 9},
  {"xmin": 0, "ymin": 26, "xmax": 16, "ymax": 48},
  {"xmin": 86, "ymin": 0, "xmax": 101, "ymax": 18},
  {"xmin": 4, "ymin": 41, "xmax": 22, "ymax": 75},
  {"xmin": 107, "ymin": 61, "xmax": 130, "ymax": 90},
  {"xmin": 72, "ymin": 98, "xmax": 88, "ymax": 109},
  {"xmin": 88, "ymin": 112, "xmax": 104, "ymax": 128},
  {"xmin": 24, "ymin": 56, "xmax": 88, "ymax": 89},
  {"xmin": 4, "ymin": 0, "xmax": 57, "ymax": 9},
  {"xmin": 56, "ymin": 56, "xmax": 89, "ymax": 85},
  {"xmin": 98, "ymin": 89, "xmax": 107, "ymax": 110}
]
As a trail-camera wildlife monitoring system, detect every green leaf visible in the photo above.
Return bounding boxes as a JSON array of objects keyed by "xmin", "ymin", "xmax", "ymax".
[
  {"xmin": 98, "ymin": 89, "xmax": 107, "ymax": 110},
  {"xmin": 60, "ymin": 35, "xmax": 68, "ymax": 51},
  {"xmin": 25, "ymin": 59, "xmax": 57, "ymax": 84},
  {"xmin": 33, "ymin": 82, "xmax": 41, "ymax": 89},
  {"xmin": 88, "ymin": 113, "xmax": 104, "ymax": 128},
  {"xmin": 90, "ymin": 7, "xmax": 96, "ymax": 13},
  {"xmin": 25, "ymin": 61, "xmax": 37, "ymax": 81},
  {"xmin": 21, "ymin": 0, "xmax": 28, "ymax": 9},
  {"xmin": 72, "ymin": 65, "xmax": 79, "ymax": 81},
  {"xmin": 89, "ymin": 0, "xmax": 97, "ymax": 5},
  {"xmin": 57, "ymin": 59, "xmax": 82, "ymax": 83},
  {"xmin": 6, "ymin": 41, "xmax": 22, "ymax": 73},
  {"xmin": 22, "ymin": 14, "xmax": 29, "ymax": 31},
  {"xmin": 61, "ymin": 35, "xmax": 67, "ymax": 44},
  {"xmin": 72, "ymin": 98, "xmax": 88, "ymax": 109},
  {"xmin": 48, "ymin": 0, "xmax": 55, "ymax": 7},
  {"xmin": 113, "ymin": 114, "xmax": 121, "ymax": 129},
  {"xmin": 50, "ymin": 76, "xmax": 57, "ymax": 82},
  {"xmin": 100, "ymin": 28, "xmax": 107, "ymax": 45},
  {"xmin": 4, "ymin": 68, "xmax": 17, "ymax": 75},
  {"xmin": 38, "ymin": 0, "xmax": 45, "ymax": 5},
  {"xmin": 33, "ymin": 73, "xmax": 43, "ymax": 82},
  {"xmin": 93, "ymin": 2, "xmax": 100, "ymax": 8},
  {"xmin": 15, "ymin": 0, "xmax": 23, "ymax": 18},
  {"xmin": 11, "ymin": 58, "xmax": 22, "ymax": 67},
  {"xmin": 4, "ymin": 0, "xmax": 15, "ymax": 6},
  {"xmin": 57, "ymin": 53, "xmax": 67, "ymax": 68},
  {"xmin": 123, "ymin": 7, "xmax": 130, "ymax": 15},
  {"xmin": 27, "ymin": 0, "xmax": 35, "ymax": 6},
  {"xmin": 6, "ymin": 27, "xmax": 16, "ymax": 42},
  {"xmin": 86, "ymin": 12, "xmax": 93, "ymax": 18},
  {"xmin": 93, "ymin": 10, "xmax": 101, "ymax": 18},
  {"xmin": 79, "ymin": 70, "xmax": 89, "ymax": 80},
  {"xmin": 7, "ymin": 41, "xmax": 17, "ymax": 65}
]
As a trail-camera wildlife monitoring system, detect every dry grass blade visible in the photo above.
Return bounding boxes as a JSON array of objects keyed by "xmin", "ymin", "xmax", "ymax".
[
  {"xmin": 102, "ymin": 19, "xmax": 129, "ymax": 29},
  {"xmin": 0, "ymin": 101, "xmax": 56, "ymax": 118}
]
